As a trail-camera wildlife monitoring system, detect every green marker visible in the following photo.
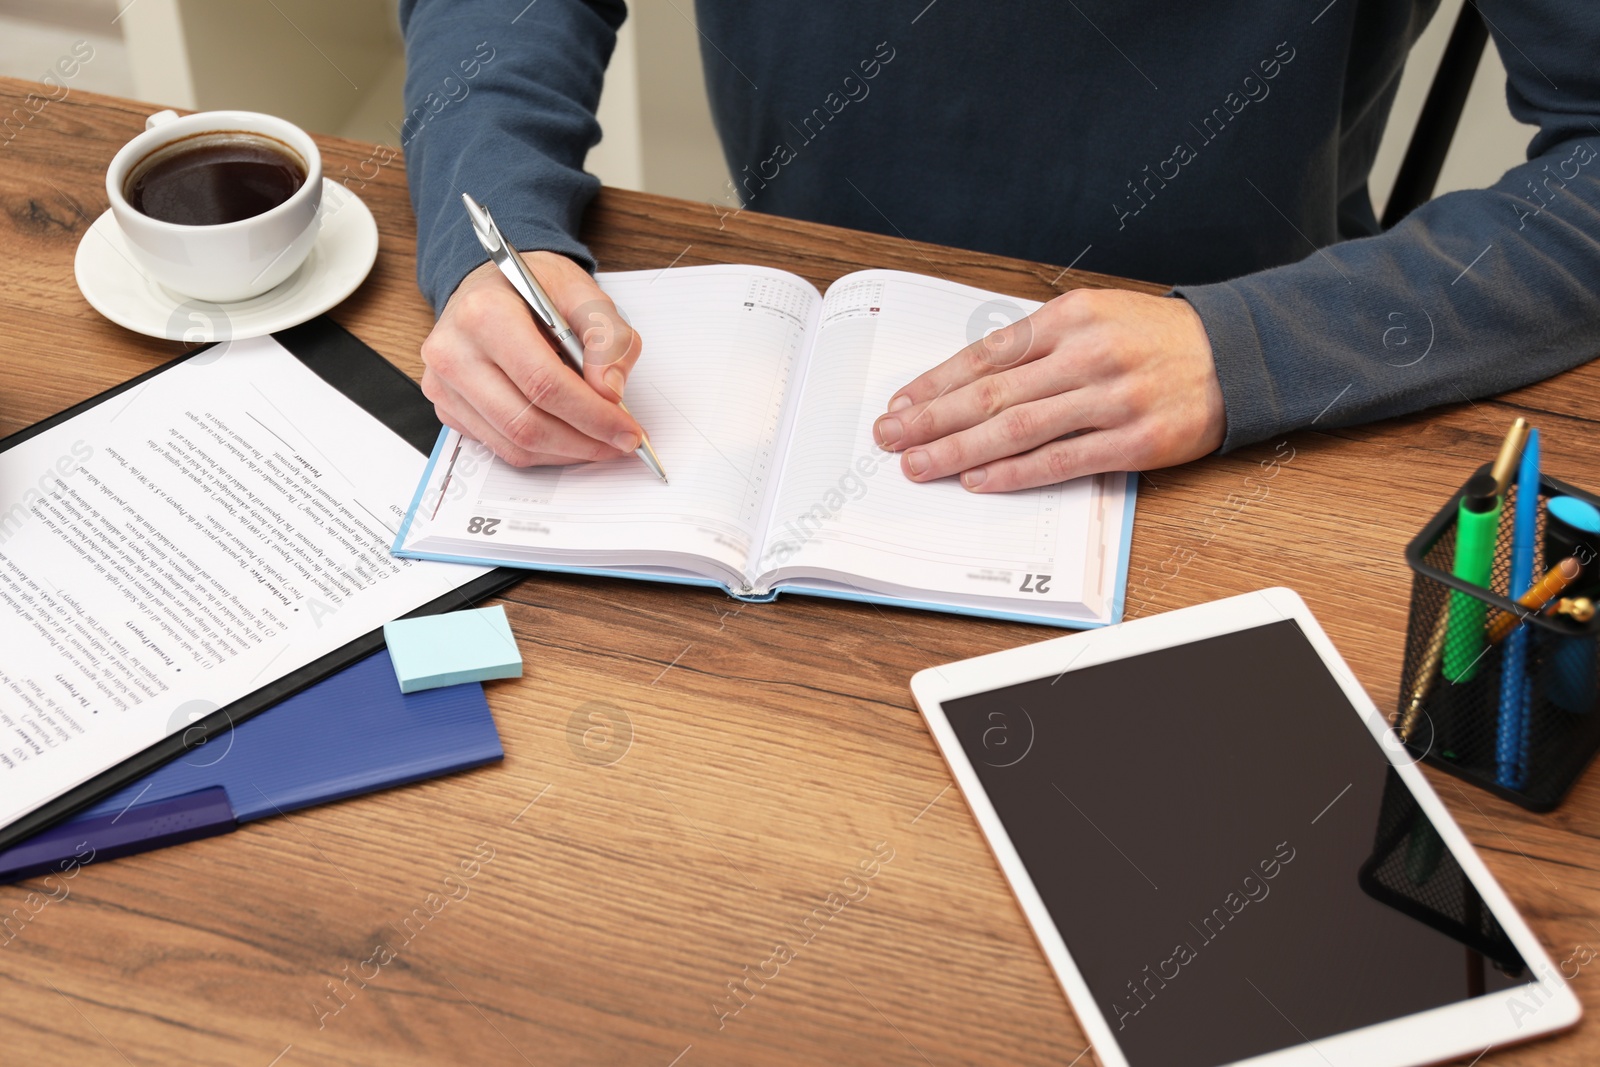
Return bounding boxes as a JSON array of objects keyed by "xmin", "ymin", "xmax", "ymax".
[{"xmin": 1443, "ymin": 472, "xmax": 1501, "ymax": 683}]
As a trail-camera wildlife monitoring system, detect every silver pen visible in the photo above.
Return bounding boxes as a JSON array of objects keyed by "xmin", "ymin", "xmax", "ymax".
[{"xmin": 461, "ymin": 193, "xmax": 667, "ymax": 483}]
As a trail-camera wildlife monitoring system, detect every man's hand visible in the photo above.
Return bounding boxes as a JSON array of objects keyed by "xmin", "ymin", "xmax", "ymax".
[
  {"xmin": 421, "ymin": 251, "xmax": 644, "ymax": 466},
  {"xmin": 873, "ymin": 288, "xmax": 1226, "ymax": 491}
]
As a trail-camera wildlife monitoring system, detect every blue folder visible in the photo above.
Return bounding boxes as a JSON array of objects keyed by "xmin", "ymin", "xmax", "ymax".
[{"xmin": 0, "ymin": 650, "xmax": 502, "ymax": 884}]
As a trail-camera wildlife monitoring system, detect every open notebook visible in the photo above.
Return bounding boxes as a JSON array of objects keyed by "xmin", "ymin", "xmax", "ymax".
[{"xmin": 394, "ymin": 266, "xmax": 1135, "ymax": 627}]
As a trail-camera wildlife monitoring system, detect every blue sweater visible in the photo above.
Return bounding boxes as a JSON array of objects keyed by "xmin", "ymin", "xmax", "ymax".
[{"xmin": 398, "ymin": 0, "xmax": 1600, "ymax": 451}]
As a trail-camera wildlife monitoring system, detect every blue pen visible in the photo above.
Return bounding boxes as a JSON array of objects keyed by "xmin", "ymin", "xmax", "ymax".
[{"xmin": 1497, "ymin": 427, "xmax": 1540, "ymax": 789}]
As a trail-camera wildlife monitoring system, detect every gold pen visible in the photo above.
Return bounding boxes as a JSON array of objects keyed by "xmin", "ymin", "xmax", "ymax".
[
  {"xmin": 461, "ymin": 193, "xmax": 667, "ymax": 483},
  {"xmin": 1397, "ymin": 611, "xmax": 1450, "ymax": 743},
  {"xmin": 1488, "ymin": 417, "xmax": 1528, "ymax": 497}
]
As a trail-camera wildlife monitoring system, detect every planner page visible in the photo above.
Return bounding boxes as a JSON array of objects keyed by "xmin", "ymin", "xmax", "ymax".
[
  {"xmin": 398, "ymin": 265, "xmax": 821, "ymax": 588},
  {"xmin": 0, "ymin": 337, "xmax": 487, "ymax": 834},
  {"xmin": 756, "ymin": 270, "xmax": 1123, "ymax": 620}
]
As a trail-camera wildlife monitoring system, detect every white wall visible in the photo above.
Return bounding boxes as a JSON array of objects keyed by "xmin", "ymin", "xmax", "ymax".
[
  {"xmin": 629, "ymin": 0, "xmax": 729, "ymax": 200},
  {"xmin": 1368, "ymin": 0, "xmax": 1537, "ymax": 215},
  {"xmin": 0, "ymin": 0, "xmax": 133, "ymax": 98},
  {"xmin": 118, "ymin": 0, "xmax": 405, "ymax": 139}
]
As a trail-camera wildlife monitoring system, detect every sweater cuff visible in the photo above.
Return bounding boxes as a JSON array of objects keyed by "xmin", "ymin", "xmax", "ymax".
[
  {"xmin": 1171, "ymin": 281, "xmax": 1280, "ymax": 452},
  {"xmin": 421, "ymin": 218, "xmax": 597, "ymax": 316}
]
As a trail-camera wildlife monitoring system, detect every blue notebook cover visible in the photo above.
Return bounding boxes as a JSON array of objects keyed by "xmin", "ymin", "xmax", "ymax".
[{"xmin": 0, "ymin": 650, "xmax": 502, "ymax": 884}]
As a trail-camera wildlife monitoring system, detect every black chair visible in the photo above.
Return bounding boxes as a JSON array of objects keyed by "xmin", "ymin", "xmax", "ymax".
[{"xmin": 1381, "ymin": 2, "xmax": 1490, "ymax": 228}]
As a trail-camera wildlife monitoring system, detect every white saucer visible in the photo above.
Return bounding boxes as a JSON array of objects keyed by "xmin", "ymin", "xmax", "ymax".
[{"xmin": 74, "ymin": 179, "xmax": 379, "ymax": 342}]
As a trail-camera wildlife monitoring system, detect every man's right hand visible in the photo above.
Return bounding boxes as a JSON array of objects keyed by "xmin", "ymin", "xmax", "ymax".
[{"xmin": 420, "ymin": 251, "xmax": 644, "ymax": 467}]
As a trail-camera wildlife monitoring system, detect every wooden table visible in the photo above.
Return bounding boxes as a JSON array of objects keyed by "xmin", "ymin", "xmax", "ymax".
[{"xmin": 2, "ymin": 78, "xmax": 1598, "ymax": 1067}]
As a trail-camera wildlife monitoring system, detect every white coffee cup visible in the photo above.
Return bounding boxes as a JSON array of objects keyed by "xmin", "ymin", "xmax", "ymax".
[{"xmin": 106, "ymin": 109, "xmax": 323, "ymax": 303}]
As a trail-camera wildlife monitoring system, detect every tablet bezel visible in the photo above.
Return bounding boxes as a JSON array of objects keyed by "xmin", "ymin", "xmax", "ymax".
[{"xmin": 909, "ymin": 587, "xmax": 1580, "ymax": 1067}]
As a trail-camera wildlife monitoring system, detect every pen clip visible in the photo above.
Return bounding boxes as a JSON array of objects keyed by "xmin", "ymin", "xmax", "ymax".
[
  {"xmin": 461, "ymin": 192, "xmax": 502, "ymax": 254},
  {"xmin": 461, "ymin": 193, "xmax": 561, "ymax": 333}
]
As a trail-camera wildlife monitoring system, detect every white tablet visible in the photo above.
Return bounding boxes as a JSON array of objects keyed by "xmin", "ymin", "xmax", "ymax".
[{"xmin": 910, "ymin": 588, "xmax": 1579, "ymax": 1067}]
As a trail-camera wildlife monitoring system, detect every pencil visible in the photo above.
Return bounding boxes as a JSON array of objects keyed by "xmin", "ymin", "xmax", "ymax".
[{"xmin": 1487, "ymin": 556, "xmax": 1582, "ymax": 643}]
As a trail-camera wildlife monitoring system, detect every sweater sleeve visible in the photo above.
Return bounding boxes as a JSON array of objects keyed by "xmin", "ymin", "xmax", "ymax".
[
  {"xmin": 398, "ymin": 0, "xmax": 627, "ymax": 314},
  {"xmin": 1175, "ymin": 0, "xmax": 1600, "ymax": 450}
]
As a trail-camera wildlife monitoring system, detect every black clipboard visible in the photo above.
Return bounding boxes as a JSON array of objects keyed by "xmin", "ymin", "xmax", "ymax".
[{"xmin": 0, "ymin": 318, "xmax": 522, "ymax": 854}]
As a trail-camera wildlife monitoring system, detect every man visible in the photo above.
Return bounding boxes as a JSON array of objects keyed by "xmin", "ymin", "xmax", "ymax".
[{"xmin": 399, "ymin": 1, "xmax": 1600, "ymax": 492}]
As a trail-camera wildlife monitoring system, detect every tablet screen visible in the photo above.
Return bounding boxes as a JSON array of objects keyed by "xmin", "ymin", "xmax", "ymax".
[{"xmin": 942, "ymin": 619, "xmax": 1534, "ymax": 1067}]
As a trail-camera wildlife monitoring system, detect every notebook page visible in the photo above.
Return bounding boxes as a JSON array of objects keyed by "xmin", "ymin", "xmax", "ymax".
[
  {"xmin": 402, "ymin": 266, "xmax": 820, "ymax": 582},
  {"xmin": 757, "ymin": 270, "xmax": 1109, "ymax": 611}
]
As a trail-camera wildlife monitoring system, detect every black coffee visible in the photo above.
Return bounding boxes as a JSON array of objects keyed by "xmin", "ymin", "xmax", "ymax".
[{"xmin": 126, "ymin": 132, "xmax": 306, "ymax": 226}]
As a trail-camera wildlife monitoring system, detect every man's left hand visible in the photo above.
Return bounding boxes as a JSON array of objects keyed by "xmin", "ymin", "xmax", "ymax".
[{"xmin": 873, "ymin": 288, "xmax": 1227, "ymax": 491}]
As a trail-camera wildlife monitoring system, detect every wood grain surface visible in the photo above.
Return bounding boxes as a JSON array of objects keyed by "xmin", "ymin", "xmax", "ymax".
[{"xmin": 2, "ymin": 77, "xmax": 1599, "ymax": 1067}]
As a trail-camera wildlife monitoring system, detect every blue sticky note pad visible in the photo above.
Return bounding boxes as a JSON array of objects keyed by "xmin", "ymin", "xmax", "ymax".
[{"xmin": 384, "ymin": 605, "xmax": 523, "ymax": 693}]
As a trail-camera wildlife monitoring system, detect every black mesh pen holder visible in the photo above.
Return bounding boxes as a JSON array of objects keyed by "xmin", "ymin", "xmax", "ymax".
[{"xmin": 1396, "ymin": 467, "xmax": 1600, "ymax": 811}]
